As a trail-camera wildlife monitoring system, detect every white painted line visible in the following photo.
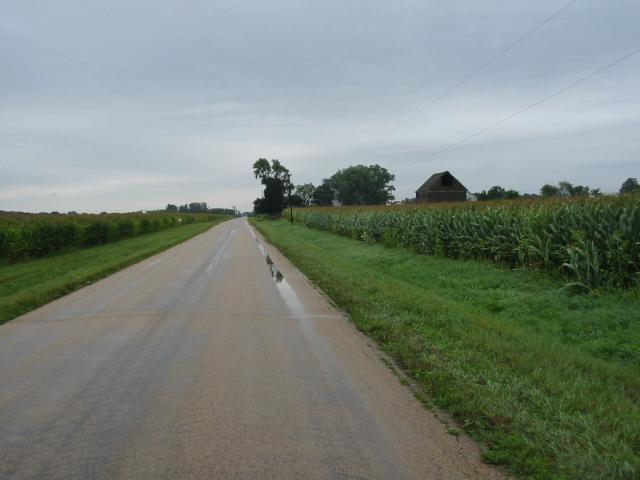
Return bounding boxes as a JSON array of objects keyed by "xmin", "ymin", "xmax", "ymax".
[{"xmin": 246, "ymin": 223, "xmax": 258, "ymax": 241}]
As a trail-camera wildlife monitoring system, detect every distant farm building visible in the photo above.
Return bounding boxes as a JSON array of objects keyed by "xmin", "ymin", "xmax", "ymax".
[{"xmin": 416, "ymin": 171, "xmax": 467, "ymax": 203}]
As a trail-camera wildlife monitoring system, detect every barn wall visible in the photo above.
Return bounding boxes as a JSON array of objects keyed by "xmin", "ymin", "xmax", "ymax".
[{"xmin": 416, "ymin": 190, "xmax": 466, "ymax": 203}]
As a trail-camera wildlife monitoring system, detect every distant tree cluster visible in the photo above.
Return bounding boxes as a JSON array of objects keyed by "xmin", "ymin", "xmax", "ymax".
[
  {"xmin": 539, "ymin": 181, "xmax": 599, "ymax": 198},
  {"xmin": 473, "ymin": 178, "xmax": 639, "ymax": 201},
  {"xmin": 179, "ymin": 202, "xmax": 209, "ymax": 213},
  {"xmin": 165, "ymin": 203, "xmax": 235, "ymax": 215},
  {"xmin": 251, "ymin": 160, "xmax": 396, "ymax": 213},
  {"xmin": 473, "ymin": 180, "xmax": 612, "ymax": 201},
  {"xmin": 476, "ymin": 186, "xmax": 521, "ymax": 201},
  {"xmin": 210, "ymin": 208, "xmax": 237, "ymax": 215}
]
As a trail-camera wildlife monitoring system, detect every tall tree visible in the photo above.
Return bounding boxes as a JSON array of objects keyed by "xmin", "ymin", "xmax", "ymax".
[
  {"xmin": 252, "ymin": 158, "xmax": 291, "ymax": 215},
  {"xmin": 252, "ymin": 158, "xmax": 272, "ymax": 180},
  {"xmin": 620, "ymin": 177, "xmax": 640, "ymax": 194},
  {"xmin": 329, "ymin": 164, "xmax": 395, "ymax": 205}
]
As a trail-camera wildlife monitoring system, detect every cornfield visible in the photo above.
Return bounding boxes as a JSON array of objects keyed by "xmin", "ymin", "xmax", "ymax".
[
  {"xmin": 0, "ymin": 211, "xmax": 222, "ymax": 261},
  {"xmin": 293, "ymin": 195, "xmax": 640, "ymax": 290}
]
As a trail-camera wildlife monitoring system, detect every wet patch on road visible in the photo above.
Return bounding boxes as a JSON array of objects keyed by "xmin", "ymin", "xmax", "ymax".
[
  {"xmin": 206, "ymin": 229, "xmax": 236, "ymax": 275},
  {"xmin": 247, "ymin": 224, "xmax": 307, "ymax": 317}
]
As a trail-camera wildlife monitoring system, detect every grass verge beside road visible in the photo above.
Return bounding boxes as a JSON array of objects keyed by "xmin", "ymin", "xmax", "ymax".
[
  {"xmin": 0, "ymin": 219, "xmax": 227, "ymax": 326},
  {"xmin": 252, "ymin": 218, "xmax": 640, "ymax": 480}
]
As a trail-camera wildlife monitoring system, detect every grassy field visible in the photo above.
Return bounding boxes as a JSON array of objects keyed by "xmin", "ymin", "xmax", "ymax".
[
  {"xmin": 252, "ymin": 218, "xmax": 640, "ymax": 480},
  {"xmin": 0, "ymin": 219, "xmax": 227, "ymax": 326}
]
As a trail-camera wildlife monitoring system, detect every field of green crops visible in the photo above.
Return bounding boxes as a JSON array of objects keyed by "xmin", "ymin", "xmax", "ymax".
[
  {"xmin": 293, "ymin": 194, "xmax": 640, "ymax": 291},
  {"xmin": 0, "ymin": 211, "xmax": 223, "ymax": 261}
]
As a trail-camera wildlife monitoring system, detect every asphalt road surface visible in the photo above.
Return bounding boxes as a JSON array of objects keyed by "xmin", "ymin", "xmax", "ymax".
[{"xmin": 0, "ymin": 218, "xmax": 502, "ymax": 480}]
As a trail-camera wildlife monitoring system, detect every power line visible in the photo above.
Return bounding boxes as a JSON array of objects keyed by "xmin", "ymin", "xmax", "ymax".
[
  {"xmin": 362, "ymin": 0, "xmax": 579, "ymax": 150},
  {"xmin": 413, "ymin": 46, "xmax": 640, "ymax": 163}
]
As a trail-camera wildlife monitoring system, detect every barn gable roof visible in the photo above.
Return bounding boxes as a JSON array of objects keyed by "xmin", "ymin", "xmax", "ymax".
[{"xmin": 416, "ymin": 171, "xmax": 467, "ymax": 193}]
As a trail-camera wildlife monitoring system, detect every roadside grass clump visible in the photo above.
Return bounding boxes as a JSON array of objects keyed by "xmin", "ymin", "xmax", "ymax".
[
  {"xmin": 251, "ymin": 218, "xmax": 640, "ymax": 480},
  {"xmin": 0, "ymin": 211, "xmax": 221, "ymax": 262},
  {"xmin": 293, "ymin": 194, "xmax": 640, "ymax": 291}
]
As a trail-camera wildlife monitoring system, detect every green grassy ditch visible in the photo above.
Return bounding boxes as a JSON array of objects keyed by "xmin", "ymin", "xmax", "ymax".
[
  {"xmin": 251, "ymin": 218, "xmax": 640, "ymax": 480},
  {"xmin": 0, "ymin": 218, "xmax": 228, "ymax": 326}
]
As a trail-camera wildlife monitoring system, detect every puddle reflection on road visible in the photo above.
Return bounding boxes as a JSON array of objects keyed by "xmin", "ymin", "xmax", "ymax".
[
  {"xmin": 271, "ymin": 266, "xmax": 306, "ymax": 318},
  {"xmin": 270, "ymin": 264, "xmax": 284, "ymax": 283},
  {"xmin": 264, "ymin": 253, "xmax": 305, "ymax": 316},
  {"xmin": 249, "ymin": 225, "xmax": 307, "ymax": 317}
]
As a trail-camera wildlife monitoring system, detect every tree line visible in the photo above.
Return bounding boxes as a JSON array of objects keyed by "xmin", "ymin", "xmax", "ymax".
[
  {"xmin": 252, "ymin": 159, "xmax": 396, "ymax": 215},
  {"xmin": 252, "ymin": 157, "xmax": 639, "ymax": 214},
  {"xmin": 165, "ymin": 203, "xmax": 236, "ymax": 216},
  {"xmin": 474, "ymin": 177, "xmax": 639, "ymax": 201}
]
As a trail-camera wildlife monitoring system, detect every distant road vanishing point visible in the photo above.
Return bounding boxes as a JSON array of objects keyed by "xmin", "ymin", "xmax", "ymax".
[{"xmin": 0, "ymin": 218, "xmax": 502, "ymax": 479}]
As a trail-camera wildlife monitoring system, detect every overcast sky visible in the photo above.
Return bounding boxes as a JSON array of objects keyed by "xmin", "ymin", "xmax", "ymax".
[{"xmin": 1, "ymin": 0, "xmax": 638, "ymax": 212}]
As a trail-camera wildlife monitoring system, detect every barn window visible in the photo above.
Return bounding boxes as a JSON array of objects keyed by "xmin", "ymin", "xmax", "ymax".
[{"xmin": 441, "ymin": 173, "xmax": 453, "ymax": 186}]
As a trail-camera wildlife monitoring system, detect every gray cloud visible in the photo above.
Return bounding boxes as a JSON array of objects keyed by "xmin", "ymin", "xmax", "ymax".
[{"xmin": 1, "ymin": 0, "xmax": 638, "ymax": 211}]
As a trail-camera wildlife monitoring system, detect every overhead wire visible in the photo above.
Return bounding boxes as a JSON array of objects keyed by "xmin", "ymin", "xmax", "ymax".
[
  {"xmin": 411, "ymin": 46, "xmax": 640, "ymax": 163},
  {"xmin": 361, "ymin": 0, "xmax": 579, "ymax": 150}
]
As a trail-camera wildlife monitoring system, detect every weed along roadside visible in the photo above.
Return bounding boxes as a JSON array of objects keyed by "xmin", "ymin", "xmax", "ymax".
[
  {"xmin": 0, "ymin": 217, "xmax": 231, "ymax": 326},
  {"xmin": 250, "ymin": 217, "xmax": 640, "ymax": 480}
]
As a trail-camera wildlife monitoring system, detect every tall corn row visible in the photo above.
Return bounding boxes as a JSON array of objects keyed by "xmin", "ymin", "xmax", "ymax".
[
  {"xmin": 0, "ymin": 212, "xmax": 218, "ymax": 261},
  {"xmin": 293, "ymin": 196, "xmax": 640, "ymax": 290}
]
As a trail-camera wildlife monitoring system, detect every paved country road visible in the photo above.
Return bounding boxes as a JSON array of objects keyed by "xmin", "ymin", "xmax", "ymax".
[{"xmin": 0, "ymin": 218, "xmax": 502, "ymax": 480}]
